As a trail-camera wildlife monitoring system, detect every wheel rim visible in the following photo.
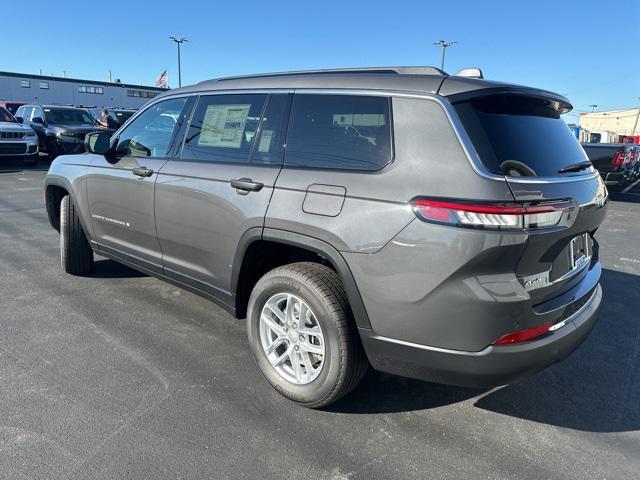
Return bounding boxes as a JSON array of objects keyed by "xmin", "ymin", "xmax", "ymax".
[{"xmin": 259, "ymin": 293, "xmax": 325, "ymax": 385}]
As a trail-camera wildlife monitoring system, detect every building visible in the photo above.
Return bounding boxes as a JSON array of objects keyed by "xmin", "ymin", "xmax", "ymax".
[
  {"xmin": 0, "ymin": 71, "xmax": 167, "ymax": 109},
  {"xmin": 579, "ymin": 108, "xmax": 640, "ymax": 137}
]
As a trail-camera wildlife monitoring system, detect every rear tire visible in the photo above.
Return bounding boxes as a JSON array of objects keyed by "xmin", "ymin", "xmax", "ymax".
[
  {"xmin": 247, "ymin": 262, "xmax": 368, "ymax": 408},
  {"xmin": 60, "ymin": 195, "xmax": 93, "ymax": 275}
]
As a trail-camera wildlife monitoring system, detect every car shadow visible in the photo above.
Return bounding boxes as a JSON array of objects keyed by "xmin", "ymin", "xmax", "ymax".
[
  {"xmin": 330, "ymin": 269, "xmax": 640, "ymax": 433},
  {"xmin": 0, "ymin": 155, "xmax": 51, "ymax": 173},
  {"xmin": 89, "ymin": 259, "xmax": 147, "ymax": 279}
]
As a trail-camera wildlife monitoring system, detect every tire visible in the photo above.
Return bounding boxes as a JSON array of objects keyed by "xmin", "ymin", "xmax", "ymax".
[
  {"xmin": 247, "ymin": 262, "xmax": 368, "ymax": 408},
  {"xmin": 60, "ymin": 195, "xmax": 93, "ymax": 275}
]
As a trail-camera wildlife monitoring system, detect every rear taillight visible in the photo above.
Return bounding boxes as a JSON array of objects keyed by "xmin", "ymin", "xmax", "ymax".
[
  {"xmin": 629, "ymin": 149, "xmax": 636, "ymax": 163},
  {"xmin": 612, "ymin": 151, "xmax": 625, "ymax": 167},
  {"xmin": 493, "ymin": 321, "xmax": 554, "ymax": 345},
  {"xmin": 412, "ymin": 199, "xmax": 574, "ymax": 230}
]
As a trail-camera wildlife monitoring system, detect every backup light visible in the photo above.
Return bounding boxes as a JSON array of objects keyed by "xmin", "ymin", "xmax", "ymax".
[{"xmin": 413, "ymin": 199, "xmax": 574, "ymax": 230}]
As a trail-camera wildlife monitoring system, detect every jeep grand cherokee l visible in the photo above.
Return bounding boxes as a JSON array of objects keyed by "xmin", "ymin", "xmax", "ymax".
[
  {"xmin": 44, "ymin": 67, "xmax": 607, "ymax": 408},
  {"xmin": 0, "ymin": 106, "xmax": 38, "ymax": 164},
  {"xmin": 16, "ymin": 104, "xmax": 110, "ymax": 159}
]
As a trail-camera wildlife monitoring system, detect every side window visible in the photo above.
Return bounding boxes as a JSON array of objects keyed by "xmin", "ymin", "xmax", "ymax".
[
  {"xmin": 285, "ymin": 94, "xmax": 392, "ymax": 171},
  {"xmin": 115, "ymin": 97, "xmax": 188, "ymax": 158},
  {"xmin": 251, "ymin": 94, "xmax": 291, "ymax": 165},
  {"xmin": 15, "ymin": 106, "xmax": 25, "ymax": 119},
  {"xmin": 181, "ymin": 94, "xmax": 267, "ymax": 164}
]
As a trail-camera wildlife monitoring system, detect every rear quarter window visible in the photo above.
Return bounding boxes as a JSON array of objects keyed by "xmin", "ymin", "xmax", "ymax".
[
  {"xmin": 285, "ymin": 94, "xmax": 392, "ymax": 171},
  {"xmin": 455, "ymin": 95, "xmax": 589, "ymax": 177}
]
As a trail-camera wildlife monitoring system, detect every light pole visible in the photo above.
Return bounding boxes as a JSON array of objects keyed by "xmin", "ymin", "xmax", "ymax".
[
  {"xmin": 169, "ymin": 36, "xmax": 188, "ymax": 88},
  {"xmin": 433, "ymin": 40, "xmax": 457, "ymax": 70},
  {"xmin": 589, "ymin": 104, "xmax": 598, "ymax": 112}
]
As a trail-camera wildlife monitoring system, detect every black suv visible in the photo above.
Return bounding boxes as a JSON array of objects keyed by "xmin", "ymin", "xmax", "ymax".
[{"xmin": 15, "ymin": 104, "xmax": 111, "ymax": 159}]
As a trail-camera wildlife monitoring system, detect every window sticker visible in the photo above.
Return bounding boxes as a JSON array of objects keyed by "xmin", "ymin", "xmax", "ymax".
[
  {"xmin": 258, "ymin": 130, "xmax": 273, "ymax": 153},
  {"xmin": 199, "ymin": 104, "xmax": 251, "ymax": 149}
]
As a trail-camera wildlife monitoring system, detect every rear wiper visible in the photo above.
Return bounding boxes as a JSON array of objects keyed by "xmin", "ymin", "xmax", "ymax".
[{"xmin": 558, "ymin": 161, "xmax": 593, "ymax": 174}]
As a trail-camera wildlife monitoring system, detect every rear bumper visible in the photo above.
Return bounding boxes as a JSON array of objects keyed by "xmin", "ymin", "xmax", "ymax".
[{"xmin": 359, "ymin": 283, "xmax": 602, "ymax": 388}]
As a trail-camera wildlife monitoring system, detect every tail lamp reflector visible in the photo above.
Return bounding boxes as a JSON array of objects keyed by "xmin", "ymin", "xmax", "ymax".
[
  {"xmin": 612, "ymin": 151, "xmax": 624, "ymax": 167},
  {"xmin": 493, "ymin": 321, "xmax": 554, "ymax": 345},
  {"xmin": 413, "ymin": 199, "xmax": 573, "ymax": 230}
]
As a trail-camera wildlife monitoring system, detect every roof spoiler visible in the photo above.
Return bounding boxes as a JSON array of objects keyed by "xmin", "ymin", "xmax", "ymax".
[{"xmin": 452, "ymin": 68, "xmax": 484, "ymax": 79}]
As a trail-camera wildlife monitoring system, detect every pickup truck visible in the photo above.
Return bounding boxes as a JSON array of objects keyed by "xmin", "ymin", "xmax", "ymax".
[{"xmin": 581, "ymin": 143, "xmax": 638, "ymax": 189}]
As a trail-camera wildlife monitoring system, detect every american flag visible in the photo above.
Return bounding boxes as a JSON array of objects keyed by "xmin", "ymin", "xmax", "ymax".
[{"xmin": 155, "ymin": 69, "xmax": 168, "ymax": 88}]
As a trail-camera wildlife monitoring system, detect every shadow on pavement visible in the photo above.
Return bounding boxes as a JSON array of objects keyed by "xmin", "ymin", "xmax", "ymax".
[
  {"xmin": 331, "ymin": 269, "xmax": 640, "ymax": 433},
  {"xmin": 0, "ymin": 155, "xmax": 51, "ymax": 173},
  {"xmin": 89, "ymin": 259, "xmax": 147, "ymax": 279}
]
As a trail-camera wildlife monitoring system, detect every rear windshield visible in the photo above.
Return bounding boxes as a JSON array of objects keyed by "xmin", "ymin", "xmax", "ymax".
[{"xmin": 455, "ymin": 95, "xmax": 589, "ymax": 177}]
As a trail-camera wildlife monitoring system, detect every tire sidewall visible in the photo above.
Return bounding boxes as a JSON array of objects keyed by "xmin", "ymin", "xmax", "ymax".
[{"xmin": 247, "ymin": 271, "xmax": 344, "ymax": 405}]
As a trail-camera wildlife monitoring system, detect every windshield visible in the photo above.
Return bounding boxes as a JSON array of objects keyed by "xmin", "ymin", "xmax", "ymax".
[
  {"xmin": 455, "ymin": 95, "xmax": 590, "ymax": 177},
  {"xmin": 0, "ymin": 107, "xmax": 16, "ymax": 123},
  {"xmin": 44, "ymin": 108, "xmax": 95, "ymax": 125}
]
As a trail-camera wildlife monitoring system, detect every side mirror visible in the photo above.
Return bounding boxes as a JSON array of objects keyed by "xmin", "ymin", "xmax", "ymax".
[
  {"xmin": 85, "ymin": 131, "xmax": 111, "ymax": 155},
  {"xmin": 15, "ymin": 116, "xmax": 24, "ymax": 124},
  {"xmin": 32, "ymin": 116, "xmax": 45, "ymax": 125}
]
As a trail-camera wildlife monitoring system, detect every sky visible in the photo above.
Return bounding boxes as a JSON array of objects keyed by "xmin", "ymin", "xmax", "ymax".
[{"xmin": 5, "ymin": 0, "xmax": 640, "ymax": 122}]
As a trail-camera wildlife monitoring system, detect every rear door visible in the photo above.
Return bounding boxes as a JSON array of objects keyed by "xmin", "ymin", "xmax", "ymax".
[
  {"xmin": 86, "ymin": 96, "xmax": 191, "ymax": 273},
  {"xmin": 154, "ymin": 93, "xmax": 291, "ymax": 301},
  {"xmin": 453, "ymin": 93, "xmax": 608, "ymax": 304}
]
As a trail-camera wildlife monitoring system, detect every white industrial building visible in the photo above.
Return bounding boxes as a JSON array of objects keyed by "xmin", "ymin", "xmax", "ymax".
[{"xmin": 0, "ymin": 71, "xmax": 167, "ymax": 109}]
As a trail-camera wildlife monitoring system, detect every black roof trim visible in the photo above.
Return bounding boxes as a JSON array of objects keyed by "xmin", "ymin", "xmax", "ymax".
[
  {"xmin": 0, "ymin": 71, "xmax": 168, "ymax": 92},
  {"xmin": 213, "ymin": 66, "xmax": 448, "ymax": 82}
]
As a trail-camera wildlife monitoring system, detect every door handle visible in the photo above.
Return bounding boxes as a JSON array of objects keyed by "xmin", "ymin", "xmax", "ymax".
[
  {"xmin": 230, "ymin": 178, "xmax": 264, "ymax": 192},
  {"xmin": 132, "ymin": 166, "xmax": 154, "ymax": 178}
]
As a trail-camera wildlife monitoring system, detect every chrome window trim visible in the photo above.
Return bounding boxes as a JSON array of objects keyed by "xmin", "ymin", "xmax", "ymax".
[{"xmin": 133, "ymin": 87, "xmax": 598, "ymax": 185}]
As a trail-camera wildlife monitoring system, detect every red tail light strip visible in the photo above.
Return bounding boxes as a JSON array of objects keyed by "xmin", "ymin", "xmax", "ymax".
[{"xmin": 493, "ymin": 321, "xmax": 554, "ymax": 345}]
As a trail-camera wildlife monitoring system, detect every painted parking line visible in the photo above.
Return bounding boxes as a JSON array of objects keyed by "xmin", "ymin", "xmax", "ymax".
[{"xmin": 621, "ymin": 178, "xmax": 640, "ymax": 194}]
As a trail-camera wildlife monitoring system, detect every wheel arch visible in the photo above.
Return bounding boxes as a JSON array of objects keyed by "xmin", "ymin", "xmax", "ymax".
[
  {"xmin": 44, "ymin": 177, "xmax": 90, "ymax": 236},
  {"xmin": 232, "ymin": 228, "xmax": 372, "ymax": 330}
]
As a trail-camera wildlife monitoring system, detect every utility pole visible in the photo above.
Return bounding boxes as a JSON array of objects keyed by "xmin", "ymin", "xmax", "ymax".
[
  {"xmin": 169, "ymin": 36, "xmax": 188, "ymax": 88},
  {"xmin": 589, "ymin": 104, "xmax": 598, "ymax": 112},
  {"xmin": 632, "ymin": 97, "xmax": 640, "ymax": 135},
  {"xmin": 433, "ymin": 39, "xmax": 457, "ymax": 70},
  {"xmin": 108, "ymin": 70, "xmax": 112, "ymax": 82}
]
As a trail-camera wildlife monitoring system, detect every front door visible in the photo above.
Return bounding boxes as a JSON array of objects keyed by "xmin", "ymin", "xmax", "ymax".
[
  {"xmin": 86, "ymin": 96, "xmax": 191, "ymax": 273},
  {"xmin": 154, "ymin": 93, "xmax": 291, "ymax": 302}
]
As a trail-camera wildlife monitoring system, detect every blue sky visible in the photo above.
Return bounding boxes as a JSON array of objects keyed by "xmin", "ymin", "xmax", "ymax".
[{"xmin": 7, "ymin": 0, "xmax": 640, "ymax": 120}]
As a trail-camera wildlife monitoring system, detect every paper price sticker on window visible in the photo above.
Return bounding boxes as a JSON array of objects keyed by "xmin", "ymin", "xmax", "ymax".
[{"xmin": 199, "ymin": 104, "xmax": 251, "ymax": 149}]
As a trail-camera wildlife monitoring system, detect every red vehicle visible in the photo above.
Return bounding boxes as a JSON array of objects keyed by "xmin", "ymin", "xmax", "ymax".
[
  {"xmin": 621, "ymin": 135, "xmax": 640, "ymax": 144},
  {"xmin": 0, "ymin": 101, "xmax": 26, "ymax": 116}
]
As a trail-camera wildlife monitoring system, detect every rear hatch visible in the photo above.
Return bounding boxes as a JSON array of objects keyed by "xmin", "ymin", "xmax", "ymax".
[{"xmin": 450, "ymin": 91, "xmax": 607, "ymax": 307}]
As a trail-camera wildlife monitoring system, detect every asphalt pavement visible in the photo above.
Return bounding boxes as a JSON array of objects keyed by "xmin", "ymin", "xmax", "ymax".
[{"xmin": 1, "ymin": 157, "xmax": 639, "ymax": 480}]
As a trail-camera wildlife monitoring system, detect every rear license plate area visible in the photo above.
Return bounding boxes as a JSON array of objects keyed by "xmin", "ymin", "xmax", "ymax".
[{"xmin": 570, "ymin": 233, "xmax": 590, "ymax": 270}]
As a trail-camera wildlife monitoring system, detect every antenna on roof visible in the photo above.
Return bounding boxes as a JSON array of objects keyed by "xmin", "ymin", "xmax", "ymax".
[{"xmin": 453, "ymin": 68, "xmax": 484, "ymax": 79}]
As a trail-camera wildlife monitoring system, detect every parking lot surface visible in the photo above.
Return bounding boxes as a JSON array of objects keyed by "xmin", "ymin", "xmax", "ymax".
[{"xmin": 1, "ymin": 158, "xmax": 639, "ymax": 480}]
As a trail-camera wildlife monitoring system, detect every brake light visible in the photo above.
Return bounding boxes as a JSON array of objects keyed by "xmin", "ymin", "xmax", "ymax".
[
  {"xmin": 413, "ymin": 199, "xmax": 574, "ymax": 230},
  {"xmin": 612, "ymin": 151, "xmax": 624, "ymax": 167},
  {"xmin": 629, "ymin": 148, "xmax": 636, "ymax": 164},
  {"xmin": 493, "ymin": 321, "xmax": 554, "ymax": 345}
]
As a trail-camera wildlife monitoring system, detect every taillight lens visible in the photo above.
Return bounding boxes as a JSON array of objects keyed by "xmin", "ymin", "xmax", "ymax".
[
  {"xmin": 413, "ymin": 199, "xmax": 574, "ymax": 230},
  {"xmin": 493, "ymin": 321, "xmax": 554, "ymax": 345},
  {"xmin": 612, "ymin": 151, "xmax": 624, "ymax": 167}
]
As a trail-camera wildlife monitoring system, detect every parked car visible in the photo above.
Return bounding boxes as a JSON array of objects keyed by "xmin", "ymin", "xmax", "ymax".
[
  {"xmin": 0, "ymin": 101, "xmax": 26, "ymax": 116},
  {"xmin": 44, "ymin": 66, "xmax": 607, "ymax": 408},
  {"xmin": 582, "ymin": 143, "xmax": 637, "ymax": 188},
  {"xmin": 15, "ymin": 104, "xmax": 111, "ymax": 159},
  {"xmin": 0, "ymin": 106, "xmax": 38, "ymax": 165}
]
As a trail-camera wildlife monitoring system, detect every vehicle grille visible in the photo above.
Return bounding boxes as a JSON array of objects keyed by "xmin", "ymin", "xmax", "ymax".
[
  {"xmin": 0, "ymin": 131, "xmax": 25, "ymax": 140},
  {"xmin": 0, "ymin": 143, "xmax": 27, "ymax": 154}
]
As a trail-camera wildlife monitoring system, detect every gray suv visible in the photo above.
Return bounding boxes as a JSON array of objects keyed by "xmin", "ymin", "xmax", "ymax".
[{"xmin": 44, "ymin": 67, "xmax": 607, "ymax": 408}]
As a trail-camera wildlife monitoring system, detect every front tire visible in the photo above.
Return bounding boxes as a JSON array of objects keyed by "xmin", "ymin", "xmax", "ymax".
[
  {"xmin": 60, "ymin": 195, "xmax": 93, "ymax": 275},
  {"xmin": 247, "ymin": 262, "xmax": 368, "ymax": 408}
]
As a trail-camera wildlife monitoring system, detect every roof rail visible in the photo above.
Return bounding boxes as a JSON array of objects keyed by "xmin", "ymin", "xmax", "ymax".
[{"xmin": 214, "ymin": 66, "xmax": 448, "ymax": 82}]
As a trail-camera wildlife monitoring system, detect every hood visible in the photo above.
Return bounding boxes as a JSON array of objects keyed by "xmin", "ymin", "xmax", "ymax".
[{"xmin": 0, "ymin": 121, "xmax": 34, "ymax": 133}]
